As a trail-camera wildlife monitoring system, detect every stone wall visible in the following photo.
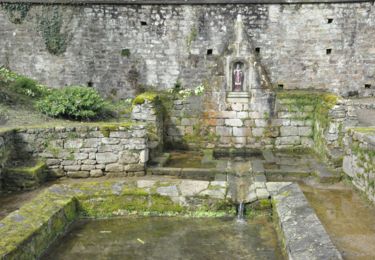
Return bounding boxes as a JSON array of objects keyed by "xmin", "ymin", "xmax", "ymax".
[
  {"xmin": 164, "ymin": 91, "xmax": 341, "ymax": 150},
  {"xmin": 0, "ymin": 130, "xmax": 14, "ymax": 192},
  {"xmin": 343, "ymin": 128, "xmax": 375, "ymax": 203},
  {"xmin": 131, "ymin": 99, "xmax": 164, "ymax": 158},
  {"xmin": 0, "ymin": 3, "xmax": 374, "ymax": 97},
  {"xmin": 12, "ymin": 124, "xmax": 149, "ymax": 178}
]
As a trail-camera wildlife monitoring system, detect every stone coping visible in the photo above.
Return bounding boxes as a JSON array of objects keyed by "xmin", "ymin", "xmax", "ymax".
[
  {"xmin": 268, "ymin": 182, "xmax": 342, "ymax": 260},
  {"xmin": 0, "ymin": 0, "xmax": 372, "ymax": 5}
]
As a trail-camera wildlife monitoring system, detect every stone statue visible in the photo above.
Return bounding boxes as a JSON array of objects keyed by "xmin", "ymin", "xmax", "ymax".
[{"xmin": 233, "ymin": 63, "xmax": 244, "ymax": 91}]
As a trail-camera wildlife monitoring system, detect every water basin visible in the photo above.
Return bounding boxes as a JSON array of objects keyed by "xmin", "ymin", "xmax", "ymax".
[{"xmin": 42, "ymin": 216, "xmax": 284, "ymax": 260}]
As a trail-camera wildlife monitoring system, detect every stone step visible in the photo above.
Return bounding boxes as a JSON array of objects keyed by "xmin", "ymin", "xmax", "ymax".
[{"xmin": 3, "ymin": 161, "xmax": 48, "ymax": 191}]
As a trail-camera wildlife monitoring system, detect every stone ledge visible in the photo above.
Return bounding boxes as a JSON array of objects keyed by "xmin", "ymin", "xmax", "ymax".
[
  {"xmin": 0, "ymin": 0, "xmax": 371, "ymax": 4},
  {"xmin": 270, "ymin": 182, "xmax": 343, "ymax": 260}
]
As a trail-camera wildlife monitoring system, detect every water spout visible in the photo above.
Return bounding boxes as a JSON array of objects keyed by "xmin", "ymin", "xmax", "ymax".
[{"xmin": 237, "ymin": 202, "xmax": 245, "ymax": 221}]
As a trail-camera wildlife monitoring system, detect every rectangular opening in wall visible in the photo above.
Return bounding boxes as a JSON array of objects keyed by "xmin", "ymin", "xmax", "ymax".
[
  {"xmin": 140, "ymin": 21, "xmax": 147, "ymax": 26},
  {"xmin": 87, "ymin": 81, "xmax": 93, "ymax": 88},
  {"xmin": 327, "ymin": 18, "xmax": 333, "ymax": 24},
  {"xmin": 207, "ymin": 49, "xmax": 213, "ymax": 55},
  {"xmin": 278, "ymin": 84, "xmax": 284, "ymax": 90},
  {"xmin": 365, "ymin": 84, "xmax": 372, "ymax": 89},
  {"xmin": 255, "ymin": 47, "xmax": 260, "ymax": 54},
  {"xmin": 326, "ymin": 49, "xmax": 332, "ymax": 55}
]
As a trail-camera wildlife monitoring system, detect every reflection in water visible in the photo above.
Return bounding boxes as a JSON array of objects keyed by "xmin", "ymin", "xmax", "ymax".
[
  {"xmin": 43, "ymin": 216, "xmax": 284, "ymax": 260},
  {"xmin": 300, "ymin": 183, "xmax": 375, "ymax": 260}
]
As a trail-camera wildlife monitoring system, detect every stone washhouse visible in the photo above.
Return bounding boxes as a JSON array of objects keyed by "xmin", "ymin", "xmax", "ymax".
[{"xmin": 0, "ymin": 0, "xmax": 374, "ymax": 260}]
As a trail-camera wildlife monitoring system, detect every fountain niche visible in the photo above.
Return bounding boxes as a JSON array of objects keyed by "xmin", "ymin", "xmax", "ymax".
[{"xmin": 225, "ymin": 15, "xmax": 267, "ymax": 104}]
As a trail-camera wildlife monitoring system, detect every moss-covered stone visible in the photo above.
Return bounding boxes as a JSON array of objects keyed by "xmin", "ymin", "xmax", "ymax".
[
  {"xmin": 3, "ymin": 161, "xmax": 47, "ymax": 191},
  {"xmin": 132, "ymin": 92, "xmax": 159, "ymax": 106}
]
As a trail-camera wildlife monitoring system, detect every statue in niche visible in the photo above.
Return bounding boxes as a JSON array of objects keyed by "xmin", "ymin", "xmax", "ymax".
[{"xmin": 232, "ymin": 62, "xmax": 244, "ymax": 92}]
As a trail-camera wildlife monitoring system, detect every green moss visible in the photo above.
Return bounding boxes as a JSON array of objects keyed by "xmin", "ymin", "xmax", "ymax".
[
  {"xmin": 6, "ymin": 161, "xmax": 46, "ymax": 176},
  {"xmin": 259, "ymin": 199, "xmax": 272, "ymax": 209},
  {"xmin": 353, "ymin": 127, "xmax": 375, "ymax": 134},
  {"xmin": 132, "ymin": 92, "xmax": 159, "ymax": 106},
  {"xmin": 121, "ymin": 48, "xmax": 130, "ymax": 57},
  {"xmin": 99, "ymin": 122, "xmax": 136, "ymax": 137}
]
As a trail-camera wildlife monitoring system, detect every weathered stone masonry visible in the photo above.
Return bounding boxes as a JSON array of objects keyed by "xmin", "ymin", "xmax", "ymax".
[
  {"xmin": 0, "ymin": 2, "xmax": 374, "ymax": 97},
  {"xmin": 343, "ymin": 129, "xmax": 375, "ymax": 203},
  {"xmin": 0, "ymin": 124, "xmax": 150, "ymax": 191}
]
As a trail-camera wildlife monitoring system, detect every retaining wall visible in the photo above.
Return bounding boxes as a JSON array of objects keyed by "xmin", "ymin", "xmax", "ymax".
[
  {"xmin": 343, "ymin": 128, "xmax": 375, "ymax": 203},
  {"xmin": 0, "ymin": 3, "xmax": 374, "ymax": 97}
]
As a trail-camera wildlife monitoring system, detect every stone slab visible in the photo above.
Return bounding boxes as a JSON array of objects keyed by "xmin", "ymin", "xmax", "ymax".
[{"xmin": 272, "ymin": 183, "xmax": 342, "ymax": 260}]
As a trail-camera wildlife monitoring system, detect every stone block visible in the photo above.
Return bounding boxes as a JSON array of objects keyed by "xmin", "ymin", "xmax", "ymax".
[
  {"xmin": 179, "ymin": 180, "xmax": 209, "ymax": 196},
  {"xmin": 216, "ymin": 126, "xmax": 232, "ymax": 136},
  {"xmin": 83, "ymin": 138, "xmax": 100, "ymax": 148},
  {"xmin": 156, "ymin": 185, "xmax": 179, "ymax": 197},
  {"xmin": 124, "ymin": 164, "xmax": 144, "ymax": 172},
  {"xmin": 252, "ymin": 128, "xmax": 265, "ymax": 137},
  {"xmin": 105, "ymin": 163, "xmax": 124, "ymax": 172},
  {"xmin": 81, "ymin": 165, "xmax": 96, "ymax": 171},
  {"xmin": 233, "ymin": 127, "xmax": 251, "ymax": 137},
  {"xmin": 90, "ymin": 169, "xmax": 104, "ymax": 177},
  {"xmin": 101, "ymin": 138, "xmax": 120, "ymax": 145},
  {"xmin": 299, "ymin": 127, "xmax": 313, "ymax": 137},
  {"xmin": 96, "ymin": 153, "xmax": 118, "ymax": 164},
  {"xmin": 276, "ymin": 136, "xmax": 301, "ymax": 145},
  {"xmin": 225, "ymin": 119, "xmax": 243, "ymax": 127},
  {"xmin": 64, "ymin": 165, "xmax": 81, "ymax": 171},
  {"xmin": 255, "ymin": 119, "xmax": 268, "ymax": 127},
  {"xmin": 280, "ymin": 126, "xmax": 299, "ymax": 136},
  {"xmin": 67, "ymin": 171, "xmax": 89, "ymax": 178},
  {"xmin": 119, "ymin": 151, "xmax": 140, "ymax": 164},
  {"xmin": 64, "ymin": 139, "xmax": 83, "ymax": 149},
  {"xmin": 73, "ymin": 153, "xmax": 89, "ymax": 160},
  {"xmin": 109, "ymin": 131, "xmax": 131, "ymax": 138}
]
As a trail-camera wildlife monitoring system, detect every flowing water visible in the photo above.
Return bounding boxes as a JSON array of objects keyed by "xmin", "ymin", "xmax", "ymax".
[
  {"xmin": 300, "ymin": 182, "xmax": 375, "ymax": 260},
  {"xmin": 42, "ymin": 216, "xmax": 284, "ymax": 260}
]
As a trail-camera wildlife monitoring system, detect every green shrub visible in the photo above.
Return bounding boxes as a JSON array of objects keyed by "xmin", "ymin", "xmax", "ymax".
[
  {"xmin": 36, "ymin": 86, "xmax": 106, "ymax": 119},
  {"xmin": 10, "ymin": 77, "xmax": 47, "ymax": 98}
]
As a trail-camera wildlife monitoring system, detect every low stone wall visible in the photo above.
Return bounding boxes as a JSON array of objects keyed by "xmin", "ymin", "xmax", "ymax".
[
  {"xmin": 269, "ymin": 182, "xmax": 343, "ymax": 260},
  {"xmin": 164, "ymin": 91, "xmax": 341, "ymax": 150},
  {"xmin": 131, "ymin": 99, "xmax": 164, "ymax": 158},
  {"xmin": 12, "ymin": 124, "xmax": 149, "ymax": 179},
  {"xmin": 343, "ymin": 128, "xmax": 375, "ymax": 203},
  {"xmin": 0, "ymin": 130, "xmax": 15, "ymax": 193}
]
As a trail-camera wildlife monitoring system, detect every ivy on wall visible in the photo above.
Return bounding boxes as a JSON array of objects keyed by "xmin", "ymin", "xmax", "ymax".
[
  {"xmin": 1, "ymin": 3, "xmax": 31, "ymax": 24},
  {"xmin": 37, "ymin": 6, "xmax": 71, "ymax": 56}
]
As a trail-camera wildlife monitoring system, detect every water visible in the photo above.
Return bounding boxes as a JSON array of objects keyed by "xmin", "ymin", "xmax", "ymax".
[
  {"xmin": 237, "ymin": 202, "xmax": 245, "ymax": 221},
  {"xmin": 42, "ymin": 216, "xmax": 284, "ymax": 260},
  {"xmin": 300, "ymin": 182, "xmax": 375, "ymax": 260}
]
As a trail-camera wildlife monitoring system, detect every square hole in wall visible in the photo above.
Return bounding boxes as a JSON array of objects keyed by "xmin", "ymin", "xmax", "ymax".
[
  {"xmin": 140, "ymin": 21, "xmax": 147, "ymax": 26},
  {"xmin": 207, "ymin": 49, "xmax": 213, "ymax": 55},
  {"xmin": 347, "ymin": 90, "xmax": 359, "ymax": 97},
  {"xmin": 278, "ymin": 84, "xmax": 284, "ymax": 90},
  {"xmin": 327, "ymin": 18, "xmax": 333, "ymax": 24},
  {"xmin": 87, "ymin": 81, "xmax": 93, "ymax": 87},
  {"xmin": 326, "ymin": 49, "xmax": 332, "ymax": 55},
  {"xmin": 255, "ymin": 47, "xmax": 260, "ymax": 54},
  {"xmin": 365, "ymin": 84, "xmax": 372, "ymax": 89}
]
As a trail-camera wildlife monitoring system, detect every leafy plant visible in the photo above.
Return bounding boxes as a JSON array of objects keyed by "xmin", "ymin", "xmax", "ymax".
[
  {"xmin": 1, "ymin": 3, "xmax": 31, "ymax": 24},
  {"xmin": 0, "ymin": 67, "xmax": 21, "ymax": 83},
  {"xmin": 36, "ymin": 86, "xmax": 106, "ymax": 119},
  {"xmin": 10, "ymin": 77, "xmax": 48, "ymax": 98},
  {"xmin": 37, "ymin": 7, "xmax": 71, "ymax": 55}
]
